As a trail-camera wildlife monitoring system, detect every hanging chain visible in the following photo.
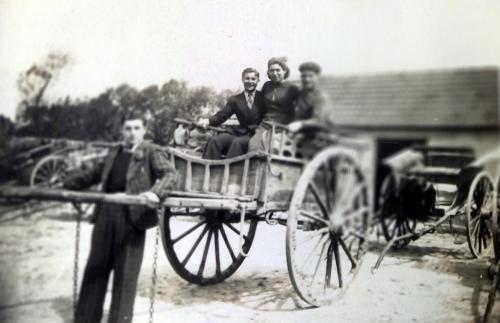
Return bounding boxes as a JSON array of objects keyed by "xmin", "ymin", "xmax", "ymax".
[
  {"xmin": 149, "ymin": 206, "xmax": 162, "ymax": 323},
  {"xmin": 73, "ymin": 205, "xmax": 83, "ymax": 318}
]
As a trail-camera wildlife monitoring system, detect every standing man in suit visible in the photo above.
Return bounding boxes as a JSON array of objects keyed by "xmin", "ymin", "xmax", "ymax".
[
  {"xmin": 64, "ymin": 111, "xmax": 178, "ymax": 323},
  {"xmin": 198, "ymin": 67, "xmax": 264, "ymax": 159}
]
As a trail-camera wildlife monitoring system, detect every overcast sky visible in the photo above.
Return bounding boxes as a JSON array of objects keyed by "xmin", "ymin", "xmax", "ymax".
[{"xmin": 1, "ymin": 0, "xmax": 500, "ymax": 119}]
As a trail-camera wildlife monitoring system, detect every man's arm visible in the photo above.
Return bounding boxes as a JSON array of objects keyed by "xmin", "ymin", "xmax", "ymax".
[
  {"xmin": 289, "ymin": 92, "xmax": 332, "ymax": 132},
  {"xmin": 208, "ymin": 98, "xmax": 234, "ymax": 127},
  {"xmin": 148, "ymin": 146, "xmax": 179, "ymax": 200},
  {"xmin": 63, "ymin": 162, "xmax": 104, "ymax": 190}
]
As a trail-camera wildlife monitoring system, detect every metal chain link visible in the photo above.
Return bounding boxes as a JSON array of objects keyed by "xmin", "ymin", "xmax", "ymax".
[
  {"xmin": 73, "ymin": 205, "xmax": 83, "ymax": 318},
  {"xmin": 149, "ymin": 206, "xmax": 162, "ymax": 323}
]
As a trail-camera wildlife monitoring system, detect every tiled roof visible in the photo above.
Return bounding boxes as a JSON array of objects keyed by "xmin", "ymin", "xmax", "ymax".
[{"xmin": 321, "ymin": 67, "xmax": 499, "ymax": 128}]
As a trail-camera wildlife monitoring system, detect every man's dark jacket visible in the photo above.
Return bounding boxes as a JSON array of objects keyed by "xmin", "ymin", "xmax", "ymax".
[
  {"xmin": 64, "ymin": 141, "xmax": 178, "ymax": 230},
  {"xmin": 209, "ymin": 91, "xmax": 264, "ymax": 135}
]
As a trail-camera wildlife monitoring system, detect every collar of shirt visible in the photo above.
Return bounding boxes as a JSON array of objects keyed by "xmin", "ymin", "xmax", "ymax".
[{"xmin": 123, "ymin": 141, "xmax": 142, "ymax": 153}]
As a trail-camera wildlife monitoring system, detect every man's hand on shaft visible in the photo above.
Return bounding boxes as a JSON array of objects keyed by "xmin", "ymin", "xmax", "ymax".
[{"xmin": 140, "ymin": 191, "xmax": 160, "ymax": 208}]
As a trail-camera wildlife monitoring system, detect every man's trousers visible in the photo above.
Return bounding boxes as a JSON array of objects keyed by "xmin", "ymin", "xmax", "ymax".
[
  {"xmin": 202, "ymin": 133, "xmax": 250, "ymax": 159},
  {"xmin": 74, "ymin": 205, "xmax": 145, "ymax": 323}
]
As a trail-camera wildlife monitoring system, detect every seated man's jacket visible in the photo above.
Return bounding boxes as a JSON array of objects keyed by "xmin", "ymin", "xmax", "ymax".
[
  {"xmin": 64, "ymin": 141, "xmax": 178, "ymax": 230},
  {"xmin": 209, "ymin": 91, "xmax": 264, "ymax": 136}
]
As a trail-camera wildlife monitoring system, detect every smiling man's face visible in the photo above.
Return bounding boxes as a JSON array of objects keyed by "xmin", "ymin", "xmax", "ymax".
[{"xmin": 242, "ymin": 71, "xmax": 259, "ymax": 92}]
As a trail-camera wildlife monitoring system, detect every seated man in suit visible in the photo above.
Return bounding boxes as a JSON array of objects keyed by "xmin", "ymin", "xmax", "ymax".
[
  {"xmin": 64, "ymin": 111, "xmax": 178, "ymax": 323},
  {"xmin": 198, "ymin": 67, "xmax": 264, "ymax": 159}
]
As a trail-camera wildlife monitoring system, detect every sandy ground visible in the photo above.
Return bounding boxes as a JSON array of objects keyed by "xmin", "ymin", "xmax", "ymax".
[{"xmin": 0, "ymin": 202, "xmax": 499, "ymax": 323}]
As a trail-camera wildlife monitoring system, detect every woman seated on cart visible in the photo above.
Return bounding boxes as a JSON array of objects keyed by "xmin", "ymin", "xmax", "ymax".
[
  {"xmin": 197, "ymin": 67, "xmax": 264, "ymax": 160},
  {"xmin": 249, "ymin": 59, "xmax": 331, "ymax": 153},
  {"xmin": 248, "ymin": 57, "xmax": 300, "ymax": 152}
]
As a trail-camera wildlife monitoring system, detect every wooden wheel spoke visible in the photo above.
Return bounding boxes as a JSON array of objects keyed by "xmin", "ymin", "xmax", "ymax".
[
  {"xmin": 181, "ymin": 226, "xmax": 208, "ymax": 266},
  {"xmin": 403, "ymin": 218, "xmax": 412, "ymax": 232},
  {"xmin": 214, "ymin": 229, "xmax": 221, "ymax": 275},
  {"xmin": 299, "ymin": 210, "xmax": 329, "ymax": 226},
  {"xmin": 472, "ymin": 218, "xmax": 481, "ymax": 237},
  {"xmin": 172, "ymin": 220, "xmax": 206, "ymax": 244},
  {"xmin": 197, "ymin": 230, "xmax": 213, "ymax": 276},
  {"xmin": 308, "ymin": 182, "xmax": 329, "ymax": 218},
  {"xmin": 310, "ymin": 240, "xmax": 329, "ymax": 287},
  {"xmin": 297, "ymin": 228, "xmax": 329, "ymax": 246},
  {"xmin": 300, "ymin": 234, "xmax": 328, "ymax": 272},
  {"xmin": 225, "ymin": 223, "xmax": 248, "ymax": 242},
  {"xmin": 333, "ymin": 240, "xmax": 343, "ymax": 288},
  {"xmin": 219, "ymin": 225, "xmax": 236, "ymax": 262},
  {"xmin": 324, "ymin": 243, "xmax": 334, "ymax": 289},
  {"xmin": 391, "ymin": 219, "xmax": 399, "ymax": 238},
  {"xmin": 344, "ymin": 230, "xmax": 365, "ymax": 240},
  {"xmin": 338, "ymin": 237, "xmax": 358, "ymax": 269}
]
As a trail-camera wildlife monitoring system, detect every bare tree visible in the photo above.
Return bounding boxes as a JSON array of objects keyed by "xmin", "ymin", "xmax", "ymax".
[{"xmin": 16, "ymin": 52, "xmax": 70, "ymax": 122}]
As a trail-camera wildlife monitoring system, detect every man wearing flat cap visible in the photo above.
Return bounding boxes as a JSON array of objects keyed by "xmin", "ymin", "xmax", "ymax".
[{"xmin": 288, "ymin": 62, "xmax": 332, "ymax": 132}]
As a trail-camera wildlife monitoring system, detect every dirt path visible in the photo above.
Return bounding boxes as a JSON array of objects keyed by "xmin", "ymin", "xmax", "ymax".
[{"xmin": 0, "ymin": 204, "xmax": 498, "ymax": 323}]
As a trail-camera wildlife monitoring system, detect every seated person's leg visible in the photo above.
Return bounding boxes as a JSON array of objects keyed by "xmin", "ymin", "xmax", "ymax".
[
  {"xmin": 248, "ymin": 126, "xmax": 268, "ymax": 152},
  {"xmin": 226, "ymin": 135, "xmax": 251, "ymax": 158},
  {"xmin": 202, "ymin": 133, "xmax": 236, "ymax": 160}
]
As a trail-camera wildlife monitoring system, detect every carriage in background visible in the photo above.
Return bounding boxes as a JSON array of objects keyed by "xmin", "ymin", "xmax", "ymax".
[
  {"xmin": 0, "ymin": 137, "xmax": 109, "ymax": 187},
  {"xmin": 372, "ymin": 144, "xmax": 498, "ymax": 272}
]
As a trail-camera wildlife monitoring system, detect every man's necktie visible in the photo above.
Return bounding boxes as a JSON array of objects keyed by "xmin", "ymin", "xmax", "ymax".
[{"xmin": 247, "ymin": 93, "xmax": 254, "ymax": 109}]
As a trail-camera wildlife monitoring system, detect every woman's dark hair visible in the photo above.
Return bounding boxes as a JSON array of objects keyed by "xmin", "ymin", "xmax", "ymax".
[{"xmin": 267, "ymin": 56, "xmax": 290, "ymax": 80}]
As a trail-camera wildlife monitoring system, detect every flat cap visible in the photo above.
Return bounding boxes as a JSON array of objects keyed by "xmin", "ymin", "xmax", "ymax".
[{"xmin": 299, "ymin": 62, "xmax": 321, "ymax": 74}]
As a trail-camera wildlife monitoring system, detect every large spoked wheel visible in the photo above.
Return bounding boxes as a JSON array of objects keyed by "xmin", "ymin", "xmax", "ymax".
[
  {"xmin": 466, "ymin": 172, "xmax": 494, "ymax": 258},
  {"xmin": 30, "ymin": 155, "xmax": 95, "ymax": 216},
  {"xmin": 379, "ymin": 174, "xmax": 417, "ymax": 248},
  {"xmin": 286, "ymin": 147, "xmax": 371, "ymax": 307},
  {"xmin": 161, "ymin": 208, "xmax": 258, "ymax": 285}
]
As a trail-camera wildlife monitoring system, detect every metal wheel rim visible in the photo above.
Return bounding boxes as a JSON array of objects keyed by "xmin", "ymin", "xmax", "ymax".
[
  {"xmin": 465, "ymin": 172, "xmax": 494, "ymax": 258},
  {"xmin": 492, "ymin": 174, "xmax": 500, "ymax": 262}
]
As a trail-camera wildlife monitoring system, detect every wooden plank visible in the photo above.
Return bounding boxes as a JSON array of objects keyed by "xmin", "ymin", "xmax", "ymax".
[
  {"xmin": 279, "ymin": 131, "xmax": 285, "ymax": 155},
  {"xmin": 185, "ymin": 161, "xmax": 192, "ymax": 191},
  {"xmin": 241, "ymin": 159, "xmax": 249, "ymax": 196},
  {"xmin": 253, "ymin": 160, "xmax": 264, "ymax": 198},
  {"xmin": 222, "ymin": 164, "xmax": 229, "ymax": 194},
  {"xmin": 203, "ymin": 164, "xmax": 210, "ymax": 192}
]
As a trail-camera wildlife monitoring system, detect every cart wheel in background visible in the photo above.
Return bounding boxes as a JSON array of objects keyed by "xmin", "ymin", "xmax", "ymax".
[
  {"xmin": 286, "ymin": 147, "xmax": 371, "ymax": 307},
  {"xmin": 30, "ymin": 155, "xmax": 68, "ymax": 187},
  {"xmin": 160, "ymin": 208, "xmax": 258, "ymax": 285},
  {"xmin": 491, "ymin": 174, "xmax": 499, "ymax": 262},
  {"xmin": 379, "ymin": 174, "xmax": 417, "ymax": 248},
  {"xmin": 30, "ymin": 155, "xmax": 95, "ymax": 217},
  {"xmin": 466, "ymin": 172, "xmax": 494, "ymax": 258}
]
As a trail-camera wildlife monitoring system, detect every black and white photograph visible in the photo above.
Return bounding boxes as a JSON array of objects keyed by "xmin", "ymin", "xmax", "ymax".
[{"xmin": 1, "ymin": 1, "xmax": 500, "ymax": 322}]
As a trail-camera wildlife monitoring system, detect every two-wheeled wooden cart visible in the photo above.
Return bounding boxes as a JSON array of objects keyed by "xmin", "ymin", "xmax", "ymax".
[{"xmin": 0, "ymin": 119, "xmax": 376, "ymax": 307}]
